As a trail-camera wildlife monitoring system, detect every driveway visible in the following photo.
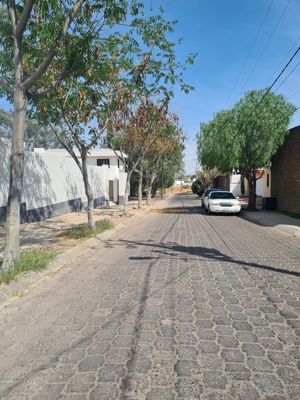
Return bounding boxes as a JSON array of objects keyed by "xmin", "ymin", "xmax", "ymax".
[{"xmin": 0, "ymin": 192, "xmax": 299, "ymax": 399}]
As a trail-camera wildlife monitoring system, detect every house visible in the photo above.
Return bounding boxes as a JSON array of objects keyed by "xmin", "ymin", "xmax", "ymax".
[
  {"xmin": 271, "ymin": 125, "xmax": 300, "ymax": 214},
  {"xmin": 0, "ymin": 139, "xmax": 128, "ymax": 226},
  {"xmin": 215, "ymin": 169, "xmax": 271, "ymax": 198}
]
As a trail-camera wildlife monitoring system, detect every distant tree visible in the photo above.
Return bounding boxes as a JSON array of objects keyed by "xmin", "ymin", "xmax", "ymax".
[
  {"xmin": 197, "ymin": 90, "xmax": 296, "ymax": 210},
  {"xmin": 192, "ymin": 169, "xmax": 219, "ymax": 196},
  {"xmin": 0, "ymin": 108, "xmax": 61, "ymax": 150},
  {"xmin": 152, "ymin": 146, "xmax": 185, "ymax": 197},
  {"xmin": 143, "ymin": 119, "xmax": 184, "ymax": 205}
]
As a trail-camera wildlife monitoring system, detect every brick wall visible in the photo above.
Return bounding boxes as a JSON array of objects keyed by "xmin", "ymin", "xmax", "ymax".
[{"xmin": 271, "ymin": 126, "xmax": 300, "ymax": 214}]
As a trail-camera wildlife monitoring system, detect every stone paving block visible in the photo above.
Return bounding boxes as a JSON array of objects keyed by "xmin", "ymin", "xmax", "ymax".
[
  {"xmin": 202, "ymin": 372, "xmax": 227, "ymax": 389},
  {"xmin": 98, "ymin": 364, "xmax": 125, "ymax": 382},
  {"xmin": 32, "ymin": 383, "xmax": 65, "ymax": 400},
  {"xmin": 253, "ymin": 373, "xmax": 284, "ymax": 394},
  {"xmin": 123, "ymin": 373, "xmax": 151, "ymax": 397},
  {"xmin": 146, "ymin": 388, "xmax": 175, "ymax": 400},
  {"xmin": 276, "ymin": 366, "xmax": 300, "ymax": 383},
  {"xmin": 197, "ymin": 329, "xmax": 216, "ymax": 341},
  {"xmin": 218, "ymin": 336, "xmax": 239, "ymax": 348},
  {"xmin": 78, "ymin": 356, "xmax": 104, "ymax": 371},
  {"xmin": 222, "ymin": 349, "xmax": 244, "ymax": 363},
  {"xmin": 105, "ymin": 348, "xmax": 131, "ymax": 364},
  {"xmin": 229, "ymin": 382, "xmax": 260, "ymax": 400},
  {"xmin": 127, "ymin": 357, "xmax": 152, "ymax": 373},
  {"xmin": 177, "ymin": 346, "xmax": 199, "ymax": 361},
  {"xmin": 65, "ymin": 372, "xmax": 96, "ymax": 392},
  {"xmin": 241, "ymin": 343, "xmax": 265, "ymax": 357},
  {"xmin": 199, "ymin": 341, "xmax": 220, "ymax": 354},
  {"xmin": 90, "ymin": 382, "xmax": 118, "ymax": 400},
  {"xmin": 247, "ymin": 357, "xmax": 274, "ymax": 372},
  {"xmin": 175, "ymin": 377, "xmax": 203, "ymax": 397},
  {"xmin": 174, "ymin": 360, "xmax": 200, "ymax": 376}
]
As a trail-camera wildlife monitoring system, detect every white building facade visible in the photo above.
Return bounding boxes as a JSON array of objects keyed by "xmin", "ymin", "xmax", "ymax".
[{"xmin": 0, "ymin": 139, "xmax": 127, "ymax": 226}]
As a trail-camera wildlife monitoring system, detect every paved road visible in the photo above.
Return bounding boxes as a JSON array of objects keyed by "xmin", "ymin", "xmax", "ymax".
[{"xmin": 1, "ymin": 193, "xmax": 300, "ymax": 400}]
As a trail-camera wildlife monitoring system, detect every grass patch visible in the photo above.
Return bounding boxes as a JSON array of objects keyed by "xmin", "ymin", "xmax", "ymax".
[
  {"xmin": 280, "ymin": 211, "xmax": 300, "ymax": 220},
  {"xmin": 57, "ymin": 219, "xmax": 113, "ymax": 239},
  {"xmin": 0, "ymin": 249, "xmax": 57, "ymax": 285}
]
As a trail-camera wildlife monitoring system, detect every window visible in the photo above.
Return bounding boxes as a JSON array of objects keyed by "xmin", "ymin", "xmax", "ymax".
[
  {"xmin": 97, "ymin": 159, "xmax": 110, "ymax": 167},
  {"xmin": 267, "ymin": 174, "xmax": 270, "ymax": 187}
]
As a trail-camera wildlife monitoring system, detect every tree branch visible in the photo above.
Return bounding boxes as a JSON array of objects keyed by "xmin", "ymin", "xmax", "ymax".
[
  {"xmin": 22, "ymin": 0, "xmax": 85, "ymax": 90},
  {"xmin": 0, "ymin": 77, "xmax": 13, "ymax": 92},
  {"xmin": 28, "ymin": 69, "xmax": 72, "ymax": 98},
  {"xmin": 15, "ymin": 0, "xmax": 35, "ymax": 38},
  {"xmin": 49, "ymin": 122, "xmax": 83, "ymax": 173},
  {"xmin": 7, "ymin": 1, "xmax": 17, "ymax": 31}
]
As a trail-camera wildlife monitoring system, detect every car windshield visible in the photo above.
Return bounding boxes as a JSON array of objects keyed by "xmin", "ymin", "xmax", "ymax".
[
  {"xmin": 210, "ymin": 192, "xmax": 235, "ymax": 199},
  {"xmin": 205, "ymin": 188, "xmax": 221, "ymax": 196}
]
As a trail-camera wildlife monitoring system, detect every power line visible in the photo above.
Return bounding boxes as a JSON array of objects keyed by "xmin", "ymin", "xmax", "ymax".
[
  {"xmin": 238, "ymin": 0, "xmax": 290, "ymax": 97},
  {"xmin": 227, "ymin": 0, "xmax": 274, "ymax": 104},
  {"xmin": 273, "ymin": 59, "xmax": 300, "ymax": 93},
  {"xmin": 238, "ymin": 42, "xmax": 300, "ymax": 130},
  {"xmin": 265, "ymin": 34, "xmax": 300, "ymax": 85}
]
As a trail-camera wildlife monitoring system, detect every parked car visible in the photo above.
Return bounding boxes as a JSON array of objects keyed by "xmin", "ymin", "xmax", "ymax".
[
  {"xmin": 202, "ymin": 188, "xmax": 222, "ymax": 209},
  {"xmin": 207, "ymin": 191, "xmax": 241, "ymax": 215}
]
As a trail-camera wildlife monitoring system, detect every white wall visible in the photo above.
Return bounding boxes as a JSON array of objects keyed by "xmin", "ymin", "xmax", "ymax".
[
  {"xmin": 256, "ymin": 170, "xmax": 271, "ymax": 197},
  {"xmin": 0, "ymin": 138, "xmax": 127, "ymax": 215},
  {"xmin": 230, "ymin": 174, "xmax": 242, "ymax": 196}
]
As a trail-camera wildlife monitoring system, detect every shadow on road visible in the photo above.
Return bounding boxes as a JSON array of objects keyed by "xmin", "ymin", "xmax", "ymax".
[{"xmin": 113, "ymin": 238, "xmax": 300, "ymax": 278}]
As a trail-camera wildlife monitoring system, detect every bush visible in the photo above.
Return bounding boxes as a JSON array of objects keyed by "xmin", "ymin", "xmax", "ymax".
[
  {"xmin": 192, "ymin": 179, "xmax": 204, "ymax": 196},
  {"xmin": 57, "ymin": 219, "xmax": 113, "ymax": 239},
  {"xmin": 0, "ymin": 249, "xmax": 57, "ymax": 284}
]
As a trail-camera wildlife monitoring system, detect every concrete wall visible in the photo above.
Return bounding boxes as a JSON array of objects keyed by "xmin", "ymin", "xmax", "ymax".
[
  {"xmin": 271, "ymin": 126, "xmax": 300, "ymax": 214},
  {"xmin": 256, "ymin": 170, "xmax": 271, "ymax": 198},
  {"xmin": 230, "ymin": 174, "xmax": 242, "ymax": 196},
  {"xmin": 0, "ymin": 139, "xmax": 127, "ymax": 226}
]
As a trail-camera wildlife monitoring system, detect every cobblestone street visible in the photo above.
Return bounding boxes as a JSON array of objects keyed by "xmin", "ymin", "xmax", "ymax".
[{"xmin": 1, "ymin": 192, "xmax": 300, "ymax": 399}]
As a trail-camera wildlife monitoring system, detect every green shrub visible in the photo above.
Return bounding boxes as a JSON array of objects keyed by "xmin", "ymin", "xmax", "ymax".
[
  {"xmin": 0, "ymin": 249, "xmax": 57, "ymax": 284},
  {"xmin": 57, "ymin": 219, "xmax": 113, "ymax": 239},
  {"xmin": 192, "ymin": 179, "xmax": 204, "ymax": 196}
]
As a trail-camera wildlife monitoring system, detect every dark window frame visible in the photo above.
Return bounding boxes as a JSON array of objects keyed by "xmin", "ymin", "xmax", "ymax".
[{"xmin": 97, "ymin": 158, "xmax": 110, "ymax": 167}]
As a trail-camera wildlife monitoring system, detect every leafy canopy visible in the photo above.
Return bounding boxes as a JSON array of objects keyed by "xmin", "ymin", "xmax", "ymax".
[{"xmin": 198, "ymin": 90, "xmax": 296, "ymax": 174}]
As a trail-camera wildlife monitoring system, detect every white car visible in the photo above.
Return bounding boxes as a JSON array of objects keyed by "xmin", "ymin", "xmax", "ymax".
[
  {"xmin": 202, "ymin": 188, "xmax": 222, "ymax": 210},
  {"xmin": 207, "ymin": 191, "xmax": 241, "ymax": 215}
]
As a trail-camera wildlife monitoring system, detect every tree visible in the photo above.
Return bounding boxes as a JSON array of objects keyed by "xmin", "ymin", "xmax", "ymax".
[
  {"xmin": 197, "ymin": 90, "xmax": 296, "ymax": 210},
  {"xmin": 143, "ymin": 117, "xmax": 184, "ymax": 205},
  {"xmin": 152, "ymin": 146, "xmax": 184, "ymax": 197},
  {"xmin": 0, "ymin": 108, "xmax": 61, "ymax": 149},
  {"xmin": 192, "ymin": 169, "xmax": 219, "ymax": 196},
  {"xmin": 0, "ymin": 0, "xmax": 135, "ymax": 269},
  {"xmin": 110, "ymin": 100, "xmax": 171, "ymax": 213}
]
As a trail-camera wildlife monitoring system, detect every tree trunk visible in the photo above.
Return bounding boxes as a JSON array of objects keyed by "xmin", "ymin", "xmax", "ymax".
[
  {"xmin": 81, "ymin": 154, "xmax": 95, "ymax": 229},
  {"xmin": 123, "ymin": 170, "xmax": 133, "ymax": 215},
  {"xmin": 146, "ymin": 173, "xmax": 156, "ymax": 205},
  {"xmin": 246, "ymin": 171, "xmax": 257, "ymax": 211},
  {"xmin": 2, "ymin": 90, "xmax": 27, "ymax": 270},
  {"xmin": 138, "ymin": 168, "xmax": 143, "ymax": 209}
]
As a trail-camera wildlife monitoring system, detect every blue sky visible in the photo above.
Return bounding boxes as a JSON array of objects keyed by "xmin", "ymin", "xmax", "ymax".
[
  {"xmin": 1, "ymin": 1, "xmax": 300, "ymax": 176},
  {"xmin": 144, "ymin": 0, "xmax": 300, "ymax": 175}
]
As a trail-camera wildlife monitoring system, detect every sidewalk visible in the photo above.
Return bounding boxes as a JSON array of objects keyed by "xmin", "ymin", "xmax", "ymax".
[
  {"xmin": 0, "ymin": 198, "xmax": 167, "ymax": 258},
  {"xmin": 241, "ymin": 209, "xmax": 300, "ymax": 238}
]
